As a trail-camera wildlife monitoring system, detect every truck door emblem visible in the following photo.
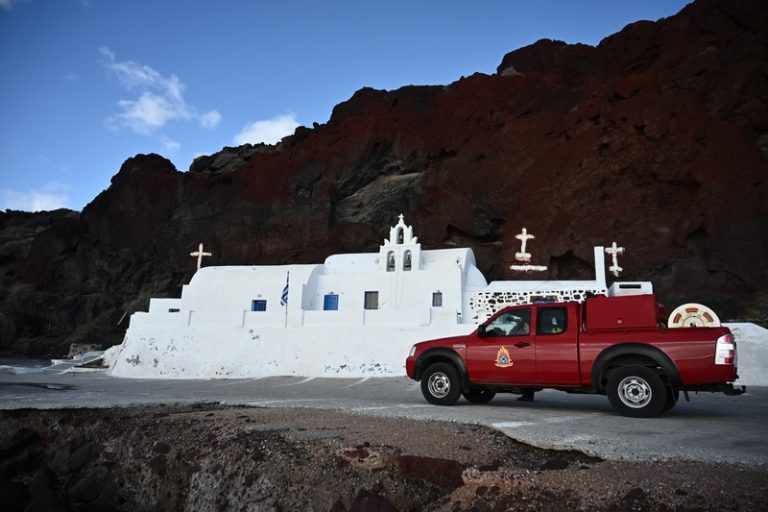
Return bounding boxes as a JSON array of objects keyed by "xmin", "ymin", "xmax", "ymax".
[{"xmin": 495, "ymin": 346, "xmax": 514, "ymax": 368}]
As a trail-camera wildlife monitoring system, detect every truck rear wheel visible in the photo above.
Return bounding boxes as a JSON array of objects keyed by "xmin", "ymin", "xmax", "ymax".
[
  {"xmin": 607, "ymin": 365, "xmax": 667, "ymax": 418},
  {"xmin": 421, "ymin": 363, "xmax": 462, "ymax": 406},
  {"xmin": 463, "ymin": 388, "xmax": 496, "ymax": 404}
]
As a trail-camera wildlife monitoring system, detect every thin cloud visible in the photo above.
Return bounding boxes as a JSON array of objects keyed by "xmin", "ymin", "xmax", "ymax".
[
  {"xmin": 200, "ymin": 110, "xmax": 222, "ymax": 128},
  {"xmin": 100, "ymin": 47, "xmax": 221, "ymax": 134},
  {"xmin": 160, "ymin": 135, "xmax": 181, "ymax": 153},
  {"xmin": 0, "ymin": 0, "xmax": 29, "ymax": 10},
  {"xmin": 1, "ymin": 182, "xmax": 71, "ymax": 212},
  {"xmin": 234, "ymin": 114, "xmax": 300, "ymax": 145}
]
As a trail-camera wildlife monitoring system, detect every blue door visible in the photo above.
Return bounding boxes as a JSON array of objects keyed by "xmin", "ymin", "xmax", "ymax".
[{"xmin": 323, "ymin": 294, "xmax": 339, "ymax": 311}]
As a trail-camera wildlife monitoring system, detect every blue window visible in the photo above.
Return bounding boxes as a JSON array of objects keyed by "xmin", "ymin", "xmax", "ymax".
[
  {"xmin": 168, "ymin": 308, "xmax": 180, "ymax": 313},
  {"xmin": 323, "ymin": 294, "xmax": 339, "ymax": 311},
  {"xmin": 251, "ymin": 300, "xmax": 267, "ymax": 312}
]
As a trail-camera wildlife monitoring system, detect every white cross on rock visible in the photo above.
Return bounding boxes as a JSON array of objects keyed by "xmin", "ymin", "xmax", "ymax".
[
  {"xmin": 510, "ymin": 227, "xmax": 547, "ymax": 272},
  {"xmin": 190, "ymin": 243, "xmax": 212, "ymax": 270},
  {"xmin": 514, "ymin": 227, "xmax": 535, "ymax": 262},
  {"xmin": 605, "ymin": 242, "xmax": 625, "ymax": 277}
]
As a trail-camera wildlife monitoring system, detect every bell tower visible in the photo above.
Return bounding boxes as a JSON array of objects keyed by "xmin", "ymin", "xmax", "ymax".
[{"xmin": 379, "ymin": 214, "xmax": 422, "ymax": 272}]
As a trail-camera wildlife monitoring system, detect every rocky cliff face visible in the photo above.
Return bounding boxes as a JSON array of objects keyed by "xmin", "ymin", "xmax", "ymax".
[{"xmin": 1, "ymin": 0, "xmax": 767, "ymax": 357}]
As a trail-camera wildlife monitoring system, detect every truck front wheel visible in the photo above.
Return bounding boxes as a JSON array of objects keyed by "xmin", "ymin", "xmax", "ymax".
[
  {"xmin": 421, "ymin": 363, "xmax": 462, "ymax": 405},
  {"xmin": 607, "ymin": 366, "xmax": 667, "ymax": 418}
]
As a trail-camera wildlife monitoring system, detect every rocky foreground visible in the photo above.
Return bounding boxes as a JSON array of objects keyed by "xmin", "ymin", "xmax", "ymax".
[{"xmin": 1, "ymin": 405, "xmax": 766, "ymax": 511}]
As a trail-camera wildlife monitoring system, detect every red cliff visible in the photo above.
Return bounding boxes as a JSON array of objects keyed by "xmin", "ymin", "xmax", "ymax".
[{"xmin": 1, "ymin": 0, "xmax": 766, "ymax": 356}]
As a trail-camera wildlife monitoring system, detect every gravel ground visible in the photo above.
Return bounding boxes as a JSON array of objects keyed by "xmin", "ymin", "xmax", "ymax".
[{"xmin": 1, "ymin": 404, "xmax": 766, "ymax": 511}]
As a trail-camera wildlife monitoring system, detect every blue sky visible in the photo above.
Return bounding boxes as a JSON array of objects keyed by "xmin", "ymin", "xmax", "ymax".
[{"xmin": 0, "ymin": 0, "xmax": 690, "ymax": 212}]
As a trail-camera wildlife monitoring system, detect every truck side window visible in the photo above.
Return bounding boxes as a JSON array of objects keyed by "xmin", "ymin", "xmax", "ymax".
[
  {"xmin": 537, "ymin": 307, "xmax": 567, "ymax": 335},
  {"xmin": 485, "ymin": 309, "xmax": 531, "ymax": 337}
]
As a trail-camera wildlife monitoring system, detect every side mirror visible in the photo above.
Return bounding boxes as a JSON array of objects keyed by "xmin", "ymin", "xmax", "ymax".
[{"xmin": 477, "ymin": 325, "xmax": 487, "ymax": 338}]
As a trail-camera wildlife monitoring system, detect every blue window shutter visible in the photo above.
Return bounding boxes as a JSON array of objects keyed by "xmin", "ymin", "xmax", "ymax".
[{"xmin": 323, "ymin": 294, "xmax": 339, "ymax": 311}]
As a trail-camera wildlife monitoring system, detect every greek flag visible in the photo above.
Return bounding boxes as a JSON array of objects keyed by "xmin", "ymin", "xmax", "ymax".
[{"xmin": 280, "ymin": 272, "xmax": 289, "ymax": 306}]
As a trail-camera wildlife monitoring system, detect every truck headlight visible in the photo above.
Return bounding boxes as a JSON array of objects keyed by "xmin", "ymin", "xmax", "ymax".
[{"xmin": 408, "ymin": 345, "xmax": 416, "ymax": 358}]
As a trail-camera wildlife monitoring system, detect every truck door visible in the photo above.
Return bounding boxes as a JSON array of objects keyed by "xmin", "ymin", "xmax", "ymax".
[
  {"xmin": 533, "ymin": 305, "xmax": 580, "ymax": 385},
  {"xmin": 466, "ymin": 308, "xmax": 536, "ymax": 385}
]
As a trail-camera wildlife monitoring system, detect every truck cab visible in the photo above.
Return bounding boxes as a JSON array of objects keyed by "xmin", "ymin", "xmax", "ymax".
[{"xmin": 467, "ymin": 302, "xmax": 580, "ymax": 387}]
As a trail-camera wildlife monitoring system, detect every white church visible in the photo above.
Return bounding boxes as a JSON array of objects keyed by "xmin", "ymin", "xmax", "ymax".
[{"xmin": 108, "ymin": 215, "xmax": 649, "ymax": 379}]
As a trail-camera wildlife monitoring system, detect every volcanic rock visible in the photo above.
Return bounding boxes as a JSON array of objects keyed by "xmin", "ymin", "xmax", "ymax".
[
  {"xmin": 0, "ymin": 0, "xmax": 766, "ymax": 357},
  {"xmin": 189, "ymin": 143, "xmax": 279, "ymax": 174}
]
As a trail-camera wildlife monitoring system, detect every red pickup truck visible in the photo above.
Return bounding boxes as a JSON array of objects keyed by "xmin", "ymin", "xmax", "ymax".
[{"xmin": 405, "ymin": 294, "xmax": 745, "ymax": 417}]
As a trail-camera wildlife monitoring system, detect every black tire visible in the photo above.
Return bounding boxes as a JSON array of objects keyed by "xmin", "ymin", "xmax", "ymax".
[
  {"xmin": 662, "ymin": 388, "xmax": 679, "ymax": 413},
  {"xmin": 606, "ymin": 365, "xmax": 667, "ymax": 418},
  {"xmin": 420, "ymin": 363, "xmax": 462, "ymax": 406},
  {"xmin": 463, "ymin": 388, "xmax": 496, "ymax": 404}
]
